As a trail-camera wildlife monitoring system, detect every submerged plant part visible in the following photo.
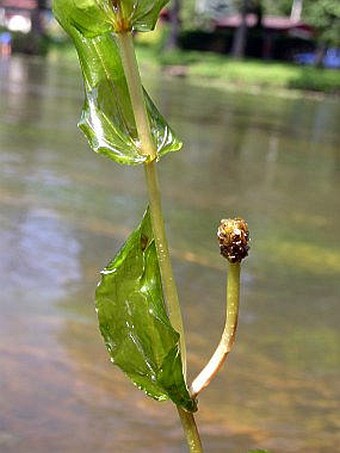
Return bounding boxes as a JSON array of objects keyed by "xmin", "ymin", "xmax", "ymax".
[
  {"xmin": 95, "ymin": 208, "xmax": 196, "ymax": 412},
  {"xmin": 53, "ymin": 0, "xmax": 182, "ymax": 166},
  {"xmin": 53, "ymin": 0, "xmax": 250, "ymax": 451}
]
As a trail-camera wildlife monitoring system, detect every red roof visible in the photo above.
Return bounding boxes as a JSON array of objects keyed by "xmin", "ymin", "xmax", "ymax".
[
  {"xmin": 1, "ymin": 0, "xmax": 38, "ymax": 10},
  {"xmin": 215, "ymin": 14, "xmax": 313, "ymax": 33}
]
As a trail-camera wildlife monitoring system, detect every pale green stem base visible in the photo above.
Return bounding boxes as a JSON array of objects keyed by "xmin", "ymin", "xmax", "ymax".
[
  {"xmin": 177, "ymin": 407, "xmax": 203, "ymax": 453},
  {"xmin": 190, "ymin": 263, "xmax": 241, "ymax": 397},
  {"xmin": 116, "ymin": 30, "xmax": 201, "ymax": 451}
]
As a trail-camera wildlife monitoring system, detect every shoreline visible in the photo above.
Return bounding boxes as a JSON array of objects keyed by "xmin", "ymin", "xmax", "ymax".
[{"xmin": 46, "ymin": 44, "xmax": 340, "ymax": 99}]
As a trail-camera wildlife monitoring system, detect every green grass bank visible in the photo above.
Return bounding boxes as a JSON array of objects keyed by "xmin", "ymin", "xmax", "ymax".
[
  {"xmin": 136, "ymin": 45, "xmax": 340, "ymax": 96},
  {"xmin": 49, "ymin": 42, "xmax": 340, "ymax": 96}
]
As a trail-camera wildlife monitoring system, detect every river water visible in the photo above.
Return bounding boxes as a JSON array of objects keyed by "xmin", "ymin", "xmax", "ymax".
[{"xmin": 0, "ymin": 55, "xmax": 339, "ymax": 452}]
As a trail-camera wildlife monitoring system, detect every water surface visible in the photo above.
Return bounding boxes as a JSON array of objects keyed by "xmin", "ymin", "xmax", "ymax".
[{"xmin": 0, "ymin": 55, "xmax": 339, "ymax": 452}]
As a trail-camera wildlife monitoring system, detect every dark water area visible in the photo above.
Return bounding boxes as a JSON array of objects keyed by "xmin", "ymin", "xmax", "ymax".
[{"xmin": 0, "ymin": 55, "xmax": 339, "ymax": 452}]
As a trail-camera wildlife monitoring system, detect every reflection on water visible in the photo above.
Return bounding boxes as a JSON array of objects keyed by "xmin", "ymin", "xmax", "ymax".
[{"xmin": 0, "ymin": 56, "xmax": 339, "ymax": 452}]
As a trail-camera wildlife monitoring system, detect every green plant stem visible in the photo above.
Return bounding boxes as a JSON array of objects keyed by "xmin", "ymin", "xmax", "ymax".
[
  {"xmin": 190, "ymin": 263, "xmax": 241, "ymax": 397},
  {"xmin": 116, "ymin": 31, "xmax": 203, "ymax": 452},
  {"xmin": 144, "ymin": 161, "xmax": 187, "ymax": 368},
  {"xmin": 116, "ymin": 32, "xmax": 156, "ymax": 161},
  {"xmin": 116, "ymin": 31, "xmax": 186, "ymax": 368},
  {"xmin": 177, "ymin": 407, "xmax": 203, "ymax": 453}
]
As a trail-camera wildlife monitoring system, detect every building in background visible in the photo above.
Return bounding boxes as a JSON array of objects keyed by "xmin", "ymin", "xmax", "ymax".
[{"xmin": 0, "ymin": 0, "xmax": 52, "ymax": 54}]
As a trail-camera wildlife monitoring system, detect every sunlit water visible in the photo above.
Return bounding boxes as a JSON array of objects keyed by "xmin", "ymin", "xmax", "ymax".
[{"xmin": 0, "ymin": 55, "xmax": 339, "ymax": 452}]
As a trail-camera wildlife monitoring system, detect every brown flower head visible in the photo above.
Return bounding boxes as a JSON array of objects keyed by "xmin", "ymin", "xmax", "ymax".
[{"xmin": 217, "ymin": 218, "xmax": 250, "ymax": 264}]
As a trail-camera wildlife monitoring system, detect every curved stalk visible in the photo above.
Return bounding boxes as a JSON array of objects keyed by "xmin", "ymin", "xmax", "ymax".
[{"xmin": 190, "ymin": 263, "xmax": 240, "ymax": 397}]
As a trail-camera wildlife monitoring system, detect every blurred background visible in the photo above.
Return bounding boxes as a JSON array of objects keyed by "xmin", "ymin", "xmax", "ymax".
[{"xmin": 0, "ymin": 1, "xmax": 339, "ymax": 452}]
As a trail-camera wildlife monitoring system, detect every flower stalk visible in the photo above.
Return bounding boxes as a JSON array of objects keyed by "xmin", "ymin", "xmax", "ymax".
[
  {"xmin": 190, "ymin": 218, "xmax": 249, "ymax": 397},
  {"xmin": 190, "ymin": 262, "xmax": 241, "ymax": 397}
]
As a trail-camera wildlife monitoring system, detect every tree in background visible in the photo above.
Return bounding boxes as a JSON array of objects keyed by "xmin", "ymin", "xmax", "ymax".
[
  {"xmin": 164, "ymin": 0, "xmax": 339, "ymax": 63},
  {"xmin": 290, "ymin": 0, "xmax": 303, "ymax": 21},
  {"xmin": 186, "ymin": 0, "xmax": 264, "ymax": 59},
  {"xmin": 231, "ymin": 0, "xmax": 249, "ymax": 58},
  {"xmin": 303, "ymin": 0, "xmax": 340, "ymax": 66},
  {"xmin": 31, "ymin": 0, "xmax": 48, "ymax": 36},
  {"xmin": 22, "ymin": 0, "xmax": 49, "ymax": 54},
  {"xmin": 165, "ymin": 0, "xmax": 181, "ymax": 50},
  {"xmin": 231, "ymin": 0, "xmax": 263, "ymax": 59}
]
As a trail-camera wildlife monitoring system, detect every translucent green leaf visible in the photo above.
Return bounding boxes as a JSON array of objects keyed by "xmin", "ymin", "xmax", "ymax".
[
  {"xmin": 53, "ymin": 0, "xmax": 182, "ymax": 165},
  {"xmin": 53, "ymin": 0, "xmax": 169, "ymax": 36},
  {"xmin": 95, "ymin": 208, "xmax": 197, "ymax": 412},
  {"xmin": 116, "ymin": 0, "xmax": 170, "ymax": 33},
  {"xmin": 52, "ymin": 0, "xmax": 112, "ymax": 38}
]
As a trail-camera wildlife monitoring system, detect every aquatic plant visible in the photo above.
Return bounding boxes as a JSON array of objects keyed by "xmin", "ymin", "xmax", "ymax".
[{"xmin": 53, "ymin": 1, "xmax": 250, "ymax": 450}]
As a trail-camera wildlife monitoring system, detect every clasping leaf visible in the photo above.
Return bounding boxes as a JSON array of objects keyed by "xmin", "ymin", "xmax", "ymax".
[
  {"xmin": 53, "ymin": 0, "xmax": 182, "ymax": 165},
  {"xmin": 95, "ymin": 208, "xmax": 197, "ymax": 412}
]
